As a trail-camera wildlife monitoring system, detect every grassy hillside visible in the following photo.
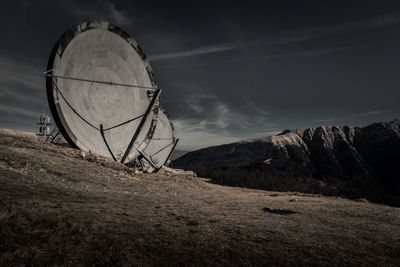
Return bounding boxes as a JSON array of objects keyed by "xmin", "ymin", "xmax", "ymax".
[{"xmin": 1, "ymin": 134, "xmax": 399, "ymax": 266}]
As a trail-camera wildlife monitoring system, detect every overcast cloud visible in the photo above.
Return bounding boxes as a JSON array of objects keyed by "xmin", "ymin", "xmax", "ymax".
[{"xmin": 0, "ymin": 1, "xmax": 399, "ymax": 150}]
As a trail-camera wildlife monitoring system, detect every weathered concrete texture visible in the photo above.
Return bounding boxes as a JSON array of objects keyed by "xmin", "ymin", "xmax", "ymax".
[
  {"xmin": 141, "ymin": 108, "xmax": 176, "ymax": 170},
  {"xmin": 48, "ymin": 21, "xmax": 158, "ymax": 162}
]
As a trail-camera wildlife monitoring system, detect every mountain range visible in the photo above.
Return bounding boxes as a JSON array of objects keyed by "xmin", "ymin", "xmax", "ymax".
[{"xmin": 173, "ymin": 119, "xmax": 400, "ymax": 206}]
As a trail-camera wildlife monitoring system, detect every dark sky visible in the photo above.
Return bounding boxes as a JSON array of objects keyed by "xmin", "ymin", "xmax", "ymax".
[{"xmin": 1, "ymin": 1, "xmax": 400, "ymax": 150}]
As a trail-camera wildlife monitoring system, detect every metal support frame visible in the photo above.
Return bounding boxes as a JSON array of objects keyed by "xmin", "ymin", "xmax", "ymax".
[
  {"xmin": 138, "ymin": 151, "xmax": 158, "ymax": 169},
  {"xmin": 139, "ymin": 137, "xmax": 179, "ymax": 172},
  {"xmin": 50, "ymin": 131, "xmax": 60, "ymax": 144},
  {"xmin": 120, "ymin": 89, "xmax": 161, "ymax": 164},
  {"xmin": 44, "ymin": 71, "xmax": 157, "ymax": 90},
  {"xmin": 44, "ymin": 126, "xmax": 57, "ymax": 142},
  {"xmin": 163, "ymin": 138, "xmax": 179, "ymax": 167}
]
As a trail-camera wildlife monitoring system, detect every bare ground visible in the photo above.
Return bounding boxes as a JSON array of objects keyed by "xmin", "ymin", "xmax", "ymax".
[{"xmin": 0, "ymin": 134, "xmax": 399, "ymax": 266}]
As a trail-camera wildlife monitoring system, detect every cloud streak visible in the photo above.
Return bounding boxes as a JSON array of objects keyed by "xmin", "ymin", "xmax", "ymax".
[
  {"xmin": 295, "ymin": 46, "xmax": 363, "ymax": 57},
  {"xmin": 173, "ymin": 118, "xmax": 240, "ymax": 150},
  {"xmin": 155, "ymin": 45, "xmax": 362, "ymax": 69},
  {"xmin": 0, "ymin": 56, "xmax": 48, "ymax": 131},
  {"xmin": 172, "ymin": 93, "xmax": 279, "ymax": 149},
  {"xmin": 311, "ymin": 110, "xmax": 387, "ymax": 123},
  {"xmin": 149, "ymin": 42, "xmax": 249, "ymax": 61},
  {"xmin": 150, "ymin": 12, "xmax": 400, "ymax": 61}
]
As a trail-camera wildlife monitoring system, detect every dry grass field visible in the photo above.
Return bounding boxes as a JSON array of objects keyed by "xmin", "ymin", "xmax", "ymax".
[{"xmin": 1, "ymin": 134, "xmax": 399, "ymax": 266}]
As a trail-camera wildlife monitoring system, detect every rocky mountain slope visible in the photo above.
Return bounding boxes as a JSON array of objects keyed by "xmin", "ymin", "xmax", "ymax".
[
  {"xmin": 1, "ymin": 134, "xmax": 400, "ymax": 266},
  {"xmin": 173, "ymin": 119, "xmax": 400, "ymax": 205}
]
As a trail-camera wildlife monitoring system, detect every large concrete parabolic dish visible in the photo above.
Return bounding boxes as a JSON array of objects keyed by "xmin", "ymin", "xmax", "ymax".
[
  {"xmin": 140, "ymin": 108, "xmax": 178, "ymax": 172},
  {"xmin": 46, "ymin": 21, "xmax": 160, "ymax": 164}
]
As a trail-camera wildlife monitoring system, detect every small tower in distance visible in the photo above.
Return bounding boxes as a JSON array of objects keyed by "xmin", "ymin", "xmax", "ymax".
[
  {"xmin": 37, "ymin": 113, "xmax": 51, "ymax": 142},
  {"xmin": 36, "ymin": 113, "xmax": 63, "ymax": 144}
]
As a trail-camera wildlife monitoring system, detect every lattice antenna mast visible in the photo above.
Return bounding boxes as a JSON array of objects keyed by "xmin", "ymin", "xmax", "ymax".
[{"xmin": 36, "ymin": 113, "xmax": 51, "ymax": 140}]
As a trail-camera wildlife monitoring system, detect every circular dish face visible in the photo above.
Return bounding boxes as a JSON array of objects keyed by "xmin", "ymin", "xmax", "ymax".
[
  {"xmin": 46, "ymin": 21, "xmax": 158, "ymax": 161},
  {"xmin": 140, "ymin": 108, "xmax": 176, "ymax": 171}
]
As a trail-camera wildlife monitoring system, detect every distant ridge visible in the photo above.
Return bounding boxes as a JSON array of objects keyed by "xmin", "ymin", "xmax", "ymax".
[{"xmin": 173, "ymin": 119, "xmax": 400, "ymax": 205}]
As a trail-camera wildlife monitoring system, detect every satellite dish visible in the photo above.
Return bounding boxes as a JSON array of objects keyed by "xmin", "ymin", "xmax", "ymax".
[
  {"xmin": 45, "ymin": 21, "xmax": 161, "ymax": 163},
  {"xmin": 139, "ymin": 108, "xmax": 179, "ymax": 172}
]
